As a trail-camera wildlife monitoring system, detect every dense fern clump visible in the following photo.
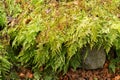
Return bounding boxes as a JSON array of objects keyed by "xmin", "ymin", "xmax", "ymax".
[
  {"xmin": 0, "ymin": 7, "xmax": 11, "ymax": 78},
  {"xmin": 0, "ymin": 1, "xmax": 7, "ymax": 30},
  {"xmin": 0, "ymin": 0, "xmax": 120, "ymax": 79},
  {"xmin": 0, "ymin": 45, "xmax": 12, "ymax": 79}
]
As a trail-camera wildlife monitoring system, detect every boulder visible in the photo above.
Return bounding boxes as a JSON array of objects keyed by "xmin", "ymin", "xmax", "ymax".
[{"xmin": 81, "ymin": 46, "xmax": 106, "ymax": 69}]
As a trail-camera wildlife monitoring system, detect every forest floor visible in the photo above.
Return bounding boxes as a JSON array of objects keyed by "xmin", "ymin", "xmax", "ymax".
[
  {"xmin": 18, "ymin": 61, "xmax": 120, "ymax": 80},
  {"xmin": 60, "ymin": 62, "xmax": 120, "ymax": 80}
]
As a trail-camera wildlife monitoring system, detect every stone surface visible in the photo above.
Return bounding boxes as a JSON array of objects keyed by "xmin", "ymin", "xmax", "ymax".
[{"xmin": 81, "ymin": 47, "xmax": 106, "ymax": 69}]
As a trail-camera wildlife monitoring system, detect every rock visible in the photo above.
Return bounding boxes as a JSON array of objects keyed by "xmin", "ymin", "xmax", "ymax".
[{"xmin": 81, "ymin": 46, "xmax": 106, "ymax": 69}]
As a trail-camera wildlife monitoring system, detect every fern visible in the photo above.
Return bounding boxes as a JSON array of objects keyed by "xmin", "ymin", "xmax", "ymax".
[
  {"xmin": 0, "ymin": 44, "xmax": 12, "ymax": 79},
  {"xmin": 5, "ymin": 0, "xmax": 120, "ymax": 79},
  {"xmin": 0, "ymin": 2, "xmax": 7, "ymax": 30}
]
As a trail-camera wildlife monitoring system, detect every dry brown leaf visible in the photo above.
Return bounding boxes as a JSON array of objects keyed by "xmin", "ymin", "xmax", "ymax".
[
  {"xmin": 114, "ymin": 75, "xmax": 120, "ymax": 80},
  {"xmin": 26, "ymin": 72, "xmax": 33, "ymax": 79},
  {"xmin": 19, "ymin": 73, "xmax": 25, "ymax": 78}
]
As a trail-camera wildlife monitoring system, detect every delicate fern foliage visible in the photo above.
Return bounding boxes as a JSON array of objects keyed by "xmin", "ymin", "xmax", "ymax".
[
  {"xmin": 0, "ymin": 44, "xmax": 12, "ymax": 79},
  {"xmin": 0, "ymin": 2, "xmax": 7, "ymax": 30},
  {"xmin": 5, "ymin": 0, "xmax": 120, "ymax": 78}
]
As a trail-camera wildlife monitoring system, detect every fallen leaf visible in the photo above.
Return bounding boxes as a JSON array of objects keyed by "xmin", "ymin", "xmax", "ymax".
[
  {"xmin": 19, "ymin": 73, "xmax": 25, "ymax": 78},
  {"xmin": 26, "ymin": 72, "xmax": 33, "ymax": 79},
  {"xmin": 114, "ymin": 75, "xmax": 120, "ymax": 80}
]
